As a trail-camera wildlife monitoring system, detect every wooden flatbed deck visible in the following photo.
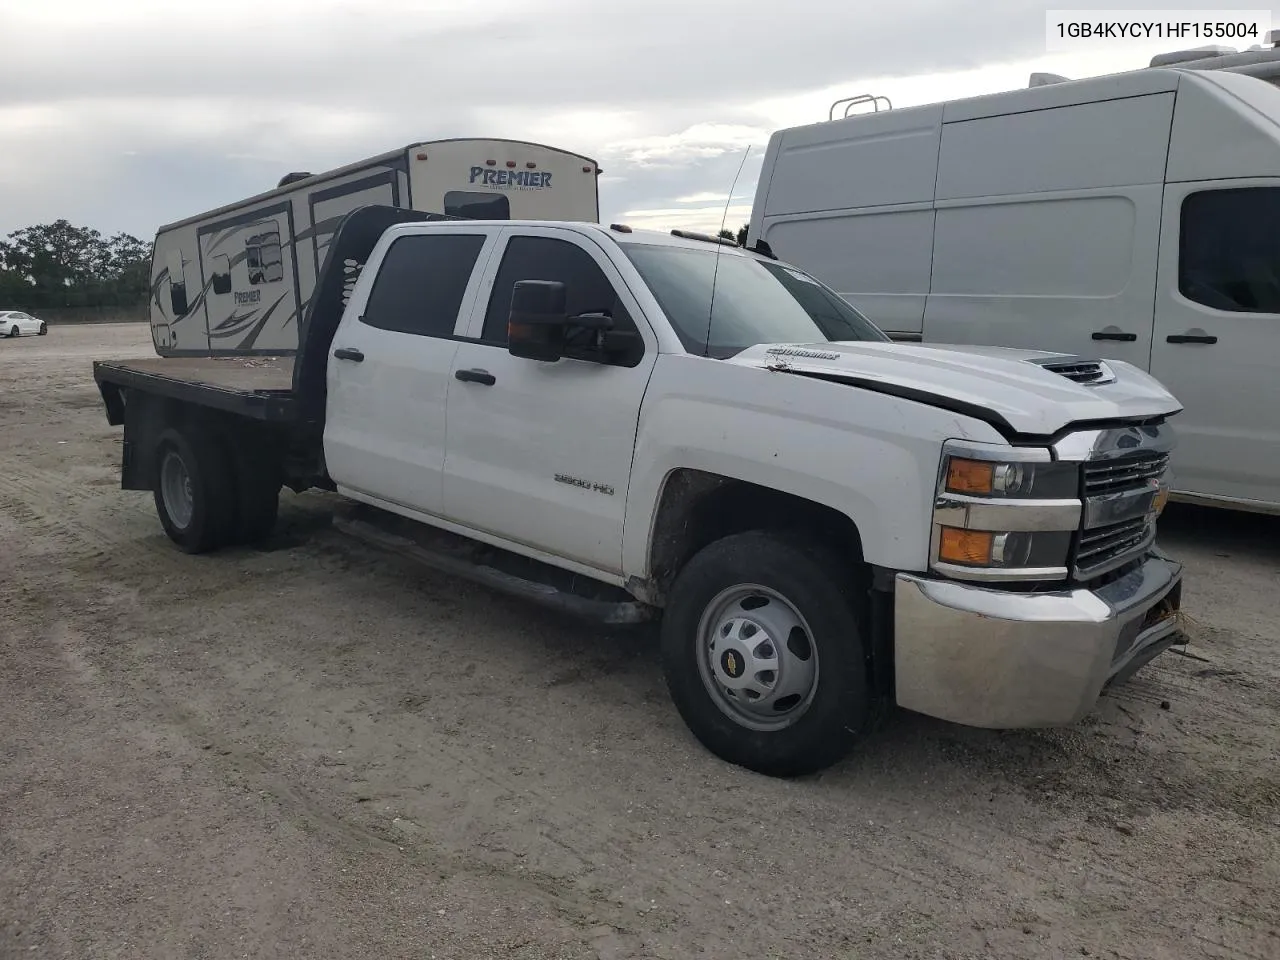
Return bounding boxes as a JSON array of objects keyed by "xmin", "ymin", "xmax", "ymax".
[{"xmin": 93, "ymin": 355, "xmax": 299, "ymax": 422}]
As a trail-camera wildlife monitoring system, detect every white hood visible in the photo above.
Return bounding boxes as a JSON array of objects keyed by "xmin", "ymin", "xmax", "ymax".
[{"xmin": 727, "ymin": 341, "xmax": 1182, "ymax": 437}]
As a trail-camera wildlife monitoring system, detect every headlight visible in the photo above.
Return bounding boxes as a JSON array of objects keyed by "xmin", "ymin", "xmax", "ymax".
[
  {"xmin": 931, "ymin": 441, "xmax": 1082, "ymax": 583},
  {"xmin": 942, "ymin": 456, "xmax": 1078, "ymax": 499}
]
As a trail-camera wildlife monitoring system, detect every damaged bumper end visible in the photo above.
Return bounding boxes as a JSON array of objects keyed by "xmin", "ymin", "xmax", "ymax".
[{"xmin": 892, "ymin": 548, "xmax": 1184, "ymax": 729}]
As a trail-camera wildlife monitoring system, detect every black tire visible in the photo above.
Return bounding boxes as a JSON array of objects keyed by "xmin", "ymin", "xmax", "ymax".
[
  {"xmin": 37, "ymin": 323, "xmax": 47, "ymax": 335},
  {"xmin": 151, "ymin": 425, "xmax": 237, "ymax": 553},
  {"xmin": 8, "ymin": 326, "xmax": 17, "ymax": 338},
  {"xmin": 223, "ymin": 434, "xmax": 281, "ymax": 545},
  {"xmin": 660, "ymin": 530, "xmax": 872, "ymax": 777}
]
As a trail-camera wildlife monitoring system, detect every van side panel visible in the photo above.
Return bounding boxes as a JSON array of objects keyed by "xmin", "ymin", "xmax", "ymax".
[
  {"xmin": 762, "ymin": 208, "xmax": 935, "ymax": 338},
  {"xmin": 759, "ymin": 106, "xmax": 942, "ymax": 215},
  {"xmin": 924, "ymin": 186, "xmax": 1164, "ymax": 365},
  {"xmin": 935, "ymin": 93, "xmax": 1175, "ymax": 199},
  {"xmin": 754, "ymin": 106, "xmax": 942, "ymax": 337},
  {"xmin": 1167, "ymin": 71, "xmax": 1280, "ymax": 181},
  {"xmin": 922, "ymin": 94, "xmax": 1173, "ymax": 366}
]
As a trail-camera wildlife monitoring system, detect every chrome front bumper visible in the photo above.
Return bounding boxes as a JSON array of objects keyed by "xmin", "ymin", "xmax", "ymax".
[{"xmin": 892, "ymin": 548, "xmax": 1184, "ymax": 728}]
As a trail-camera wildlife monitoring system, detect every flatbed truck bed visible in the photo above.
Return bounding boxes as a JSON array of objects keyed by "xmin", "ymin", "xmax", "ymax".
[{"xmin": 93, "ymin": 356, "xmax": 298, "ymax": 422}]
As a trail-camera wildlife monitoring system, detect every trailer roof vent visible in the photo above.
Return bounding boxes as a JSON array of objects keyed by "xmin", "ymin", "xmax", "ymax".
[{"xmin": 277, "ymin": 171, "xmax": 312, "ymax": 188}]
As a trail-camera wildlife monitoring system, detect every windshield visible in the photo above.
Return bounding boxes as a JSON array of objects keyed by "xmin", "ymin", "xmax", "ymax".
[{"xmin": 621, "ymin": 243, "xmax": 889, "ymax": 358}]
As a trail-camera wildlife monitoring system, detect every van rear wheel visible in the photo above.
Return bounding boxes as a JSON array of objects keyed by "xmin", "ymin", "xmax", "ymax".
[
  {"xmin": 660, "ymin": 530, "xmax": 872, "ymax": 777},
  {"xmin": 152, "ymin": 425, "xmax": 236, "ymax": 553}
]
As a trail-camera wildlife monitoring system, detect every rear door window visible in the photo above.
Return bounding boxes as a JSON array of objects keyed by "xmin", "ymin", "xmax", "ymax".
[{"xmin": 360, "ymin": 233, "xmax": 487, "ymax": 338}]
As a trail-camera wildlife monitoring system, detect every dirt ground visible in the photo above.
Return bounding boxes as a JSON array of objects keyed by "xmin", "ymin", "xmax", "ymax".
[{"xmin": 2, "ymin": 323, "xmax": 1277, "ymax": 960}]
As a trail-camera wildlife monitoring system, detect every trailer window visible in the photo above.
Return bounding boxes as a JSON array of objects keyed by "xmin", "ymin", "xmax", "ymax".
[
  {"xmin": 1180, "ymin": 188, "xmax": 1280, "ymax": 314},
  {"xmin": 246, "ymin": 230, "xmax": 284, "ymax": 285},
  {"xmin": 360, "ymin": 233, "xmax": 487, "ymax": 338},
  {"xmin": 444, "ymin": 190, "xmax": 511, "ymax": 221}
]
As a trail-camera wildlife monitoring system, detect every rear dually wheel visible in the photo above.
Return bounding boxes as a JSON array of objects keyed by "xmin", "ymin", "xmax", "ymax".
[{"xmin": 151, "ymin": 425, "xmax": 237, "ymax": 553}]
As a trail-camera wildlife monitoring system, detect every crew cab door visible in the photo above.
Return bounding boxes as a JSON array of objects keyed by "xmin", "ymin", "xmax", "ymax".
[
  {"xmin": 441, "ymin": 227, "xmax": 658, "ymax": 575},
  {"xmin": 1149, "ymin": 182, "xmax": 1280, "ymax": 506},
  {"xmin": 324, "ymin": 223, "xmax": 501, "ymax": 515}
]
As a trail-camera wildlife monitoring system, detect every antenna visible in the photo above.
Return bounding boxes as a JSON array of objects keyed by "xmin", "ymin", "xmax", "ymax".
[{"xmin": 701, "ymin": 145, "xmax": 752, "ymax": 358}]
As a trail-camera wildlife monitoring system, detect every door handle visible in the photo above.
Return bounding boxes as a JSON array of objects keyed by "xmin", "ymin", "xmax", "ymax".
[
  {"xmin": 1166, "ymin": 333, "xmax": 1218, "ymax": 345},
  {"xmin": 1092, "ymin": 331, "xmax": 1137, "ymax": 342},
  {"xmin": 333, "ymin": 347, "xmax": 364, "ymax": 362},
  {"xmin": 455, "ymin": 368, "xmax": 496, "ymax": 386}
]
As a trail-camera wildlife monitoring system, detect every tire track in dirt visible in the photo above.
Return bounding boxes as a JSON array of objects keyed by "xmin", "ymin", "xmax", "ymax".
[{"xmin": 104, "ymin": 561, "xmax": 1278, "ymax": 958}]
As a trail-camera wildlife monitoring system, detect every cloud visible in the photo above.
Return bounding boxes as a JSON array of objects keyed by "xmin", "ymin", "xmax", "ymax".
[{"xmin": 0, "ymin": 0, "xmax": 1230, "ymax": 239}]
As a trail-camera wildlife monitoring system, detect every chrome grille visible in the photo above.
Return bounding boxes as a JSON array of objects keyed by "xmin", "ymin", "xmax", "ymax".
[
  {"xmin": 1083, "ymin": 452, "xmax": 1169, "ymax": 497},
  {"xmin": 1075, "ymin": 450, "xmax": 1169, "ymax": 578},
  {"xmin": 1075, "ymin": 516, "xmax": 1155, "ymax": 576},
  {"xmin": 1055, "ymin": 424, "xmax": 1173, "ymax": 582}
]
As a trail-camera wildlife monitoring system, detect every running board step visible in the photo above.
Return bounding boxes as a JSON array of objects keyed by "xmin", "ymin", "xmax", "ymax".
[{"xmin": 332, "ymin": 503, "xmax": 657, "ymax": 626}]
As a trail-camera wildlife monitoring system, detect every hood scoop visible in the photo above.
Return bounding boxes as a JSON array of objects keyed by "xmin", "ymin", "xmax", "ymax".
[{"xmin": 1026, "ymin": 355, "xmax": 1116, "ymax": 385}]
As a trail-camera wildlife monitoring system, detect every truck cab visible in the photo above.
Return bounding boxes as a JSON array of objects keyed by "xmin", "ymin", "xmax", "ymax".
[{"xmin": 94, "ymin": 210, "xmax": 1188, "ymax": 777}]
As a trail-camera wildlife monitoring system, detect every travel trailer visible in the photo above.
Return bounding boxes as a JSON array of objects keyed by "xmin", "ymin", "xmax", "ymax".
[
  {"xmin": 149, "ymin": 138, "xmax": 601, "ymax": 357},
  {"xmin": 746, "ymin": 43, "xmax": 1280, "ymax": 515}
]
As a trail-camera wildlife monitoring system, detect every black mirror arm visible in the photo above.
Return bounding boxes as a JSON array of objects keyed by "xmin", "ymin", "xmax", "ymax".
[{"xmin": 570, "ymin": 311, "xmax": 614, "ymax": 331}]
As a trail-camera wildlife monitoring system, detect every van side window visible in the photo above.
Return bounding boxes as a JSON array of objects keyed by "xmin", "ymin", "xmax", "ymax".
[
  {"xmin": 360, "ymin": 233, "xmax": 486, "ymax": 338},
  {"xmin": 1180, "ymin": 187, "xmax": 1280, "ymax": 314},
  {"xmin": 481, "ymin": 236, "xmax": 636, "ymax": 344}
]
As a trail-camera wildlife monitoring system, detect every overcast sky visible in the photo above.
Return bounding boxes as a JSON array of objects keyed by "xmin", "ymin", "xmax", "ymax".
[{"xmin": 0, "ymin": 1, "xmax": 1241, "ymax": 240}]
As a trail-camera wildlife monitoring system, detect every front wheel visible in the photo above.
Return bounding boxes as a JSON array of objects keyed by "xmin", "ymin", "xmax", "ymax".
[
  {"xmin": 661, "ymin": 530, "xmax": 872, "ymax": 777},
  {"xmin": 37, "ymin": 323, "xmax": 47, "ymax": 335},
  {"xmin": 8, "ymin": 325, "xmax": 17, "ymax": 338}
]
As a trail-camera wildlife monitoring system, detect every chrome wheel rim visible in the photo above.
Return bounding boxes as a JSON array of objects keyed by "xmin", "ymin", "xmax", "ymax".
[
  {"xmin": 160, "ymin": 449, "xmax": 194, "ymax": 529},
  {"xmin": 695, "ymin": 583, "xmax": 820, "ymax": 732}
]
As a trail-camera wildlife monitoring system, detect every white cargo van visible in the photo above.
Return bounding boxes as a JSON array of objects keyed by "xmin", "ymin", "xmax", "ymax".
[
  {"xmin": 150, "ymin": 138, "xmax": 600, "ymax": 357},
  {"xmin": 747, "ymin": 54, "xmax": 1280, "ymax": 514}
]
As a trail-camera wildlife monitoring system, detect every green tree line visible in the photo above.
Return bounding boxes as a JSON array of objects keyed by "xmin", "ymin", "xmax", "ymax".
[
  {"xmin": 0, "ymin": 220, "xmax": 152, "ymax": 311},
  {"xmin": 718, "ymin": 225, "xmax": 750, "ymax": 246}
]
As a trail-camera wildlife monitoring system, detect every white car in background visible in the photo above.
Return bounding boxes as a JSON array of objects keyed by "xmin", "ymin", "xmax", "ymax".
[{"xmin": 1, "ymin": 311, "xmax": 48, "ymax": 337}]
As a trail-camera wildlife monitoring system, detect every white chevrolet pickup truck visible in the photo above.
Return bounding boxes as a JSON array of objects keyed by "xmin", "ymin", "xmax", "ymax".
[{"xmin": 93, "ymin": 205, "xmax": 1186, "ymax": 776}]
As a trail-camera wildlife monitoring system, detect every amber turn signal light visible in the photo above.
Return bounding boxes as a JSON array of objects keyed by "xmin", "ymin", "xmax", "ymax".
[
  {"xmin": 938, "ymin": 527, "xmax": 994, "ymax": 566},
  {"xmin": 946, "ymin": 458, "xmax": 994, "ymax": 495}
]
